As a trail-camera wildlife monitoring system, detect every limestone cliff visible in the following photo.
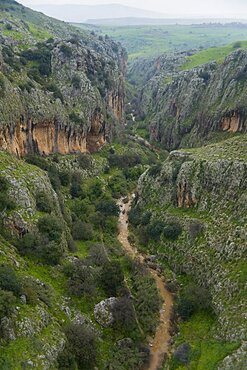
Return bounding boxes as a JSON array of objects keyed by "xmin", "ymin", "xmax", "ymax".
[
  {"xmin": 130, "ymin": 49, "xmax": 247, "ymax": 150},
  {"xmin": 0, "ymin": 1, "xmax": 127, "ymax": 156}
]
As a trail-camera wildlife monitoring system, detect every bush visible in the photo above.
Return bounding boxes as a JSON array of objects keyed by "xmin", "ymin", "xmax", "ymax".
[
  {"xmin": 147, "ymin": 219, "xmax": 165, "ymax": 241},
  {"xmin": 148, "ymin": 163, "xmax": 162, "ymax": 177},
  {"xmin": 63, "ymin": 323, "xmax": 97, "ymax": 369},
  {"xmin": 0, "ymin": 177, "xmax": 15, "ymax": 212},
  {"xmin": 78, "ymin": 153, "xmax": 93, "ymax": 170},
  {"xmin": 174, "ymin": 343, "xmax": 191, "ymax": 365},
  {"xmin": 96, "ymin": 199, "xmax": 119, "ymax": 217},
  {"xmin": 72, "ymin": 220, "xmax": 93, "ymax": 241},
  {"xmin": 16, "ymin": 232, "xmax": 63, "ymax": 265},
  {"xmin": 112, "ymin": 297, "xmax": 136, "ymax": 331},
  {"xmin": 100, "ymin": 261, "xmax": 124, "ymax": 296},
  {"xmin": 60, "ymin": 44, "xmax": 73, "ymax": 58},
  {"xmin": 46, "ymin": 83, "xmax": 64, "ymax": 103},
  {"xmin": 0, "ymin": 265, "xmax": 20, "ymax": 296},
  {"xmin": 40, "ymin": 240, "xmax": 64, "ymax": 265},
  {"xmin": 59, "ymin": 171, "xmax": 71, "ymax": 187},
  {"xmin": 71, "ymin": 75, "xmax": 81, "ymax": 89},
  {"xmin": 88, "ymin": 244, "xmax": 108, "ymax": 266},
  {"xmin": 35, "ymin": 191, "xmax": 53, "ymax": 213},
  {"xmin": 163, "ymin": 222, "xmax": 182, "ymax": 240},
  {"xmin": 37, "ymin": 215, "xmax": 64, "ymax": 242},
  {"xmin": 65, "ymin": 261, "xmax": 96, "ymax": 297},
  {"xmin": 128, "ymin": 206, "xmax": 142, "ymax": 227},
  {"xmin": 69, "ymin": 112, "xmax": 81, "ymax": 124},
  {"xmin": 0, "ymin": 75, "xmax": 6, "ymax": 98},
  {"xmin": 176, "ymin": 283, "xmax": 212, "ymax": 320},
  {"xmin": 0, "ymin": 290, "xmax": 16, "ymax": 319},
  {"xmin": 108, "ymin": 153, "xmax": 142, "ymax": 169}
]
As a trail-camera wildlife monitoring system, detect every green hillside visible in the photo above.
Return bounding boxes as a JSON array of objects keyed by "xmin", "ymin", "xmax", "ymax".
[{"xmin": 77, "ymin": 23, "xmax": 247, "ymax": 59}]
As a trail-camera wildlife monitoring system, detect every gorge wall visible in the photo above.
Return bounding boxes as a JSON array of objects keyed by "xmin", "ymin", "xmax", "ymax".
[
  {"xmin": 0, "ymin": 2, "xmax": 126, "ymax": 156},
  {"xmin": 134, "ymin": 135, "xmax": 247, "ymax": 367},
  {"xmin": 130, "ymin": 50, "xmax": 247, "ymax": 150}
]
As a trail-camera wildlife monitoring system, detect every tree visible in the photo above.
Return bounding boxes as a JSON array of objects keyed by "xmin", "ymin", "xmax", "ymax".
[
  {"xmin": 64, "ymin": 323, "xmax": 97, "ymax": 369},
  {"xmin": 100, "ymin": 261, "xmax": 124, "ymax": 296},
  {"xmin": 0, "ymin": 265, "xmax": 20, "ymax": 295},
  {"xmin": 65, "ymin": 261, "xmax": 96, "ymax": 297},
  {"xmin": 72, "ymin": 220, "xmax": 93, "ymax": 241},
  {"xmin": 0, "ymin": 290, "xmax": 16, "ymax": 319},
  {"xmin": 37, "ymin": 215, "xmax": 63, "ymax": 242},
  {"xmin": 96, "ymin": 199, "xmax": 119, "ymax": 217}
]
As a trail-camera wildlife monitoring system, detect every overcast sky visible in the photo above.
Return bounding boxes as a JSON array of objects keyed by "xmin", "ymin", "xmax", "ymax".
[{"xmin": 18, "ymin": 0, "xmax": 247, "ymax": 18}]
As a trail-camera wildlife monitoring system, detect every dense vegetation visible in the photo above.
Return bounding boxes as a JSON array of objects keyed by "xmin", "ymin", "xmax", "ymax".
[{"xmin": 0, "ymin": 139, "xmax": 162, "ymax": 369}]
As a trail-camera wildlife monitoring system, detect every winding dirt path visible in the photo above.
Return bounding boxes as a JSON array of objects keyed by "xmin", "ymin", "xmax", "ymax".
[{"xmin": 117, "ymin": 197, "xmax": 173, "ymax": 370}]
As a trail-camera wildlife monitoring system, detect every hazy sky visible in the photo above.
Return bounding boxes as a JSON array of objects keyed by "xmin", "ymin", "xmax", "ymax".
[{"xmin": 18, "ymin": 0, "xmax": 247, "ymax": 18}]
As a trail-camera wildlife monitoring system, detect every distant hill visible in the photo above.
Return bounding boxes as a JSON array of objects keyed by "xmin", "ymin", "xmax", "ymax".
[
  {"xmin": 85, "ymin": 17, "xmax": 247, "ymax": 26},
  {"xmin": 33, "ymin": 3, "xmax": 166, "ymax": 23}
]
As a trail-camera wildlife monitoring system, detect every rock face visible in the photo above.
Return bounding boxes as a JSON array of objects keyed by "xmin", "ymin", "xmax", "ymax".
[
  {"xmin": 94, "ymin": 297, "xmax": 118, "ymax": 327},
  {"xmin": 0, "ymin": 2, "xmax": 127, "ymax": 156},
  {"xmin": 132, "ymin": 49, "xmax": 247, "ymax": 150},
  {"xmin": 136, "ymin": 136, "xmax": 247, "ymax": 365}
]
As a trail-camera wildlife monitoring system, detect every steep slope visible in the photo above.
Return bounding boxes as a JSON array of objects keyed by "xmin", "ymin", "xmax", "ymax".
[
  {"xmin": 131, "ymin": 46, "xmax": 247, "ymax": 150},
  {"xmin": 131, "ymin": 135, "xmax": 247, "ymax": 368},
  {"xmin": 0, "ymin": 1, "xmax": 127, "ymax": 156}
]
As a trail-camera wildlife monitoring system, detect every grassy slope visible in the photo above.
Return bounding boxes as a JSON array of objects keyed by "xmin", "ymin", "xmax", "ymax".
[
  {"xmin": 78, "ymin": 24, "xmax": 247, "ymax": 59},
  {"xmin": 0, "ymin": 0, "xmax": 86, "ymax": 46},
  {"xmin": 181, "ymin": 40, "xmax": 247, "ymax": 70}
]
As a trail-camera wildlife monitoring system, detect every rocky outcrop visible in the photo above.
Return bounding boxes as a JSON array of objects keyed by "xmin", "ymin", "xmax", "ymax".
[
  {"xmin": 131, "ymin": 49, "xmax": 247, "ymax": 150},
  {"xmin": 94, "ymin": 297, "xmax": 118, "ymax": 327},
  {"xmin": 0, "ymin": 4, "xmax": 127, "ymax": 156}
]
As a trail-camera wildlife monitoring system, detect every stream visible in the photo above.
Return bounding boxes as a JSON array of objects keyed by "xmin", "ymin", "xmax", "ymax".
[{"xmin": 117, "ymin": 197, "xmax": 173, "ymax": 370}]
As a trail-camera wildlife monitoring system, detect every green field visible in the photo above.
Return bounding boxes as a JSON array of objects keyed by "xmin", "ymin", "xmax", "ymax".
[
  {"xmin": 76, "ymin": 23, "xmax": 247, "ymax": 60},
  {"xmin": 181, "ymin": 40, "xmax": 247, "ymax": 69}
]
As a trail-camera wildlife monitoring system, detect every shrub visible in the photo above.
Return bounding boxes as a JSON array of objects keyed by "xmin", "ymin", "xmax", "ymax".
[
  {"xmin": 63, "ymin": 323, "xmax": 97, "ymax": 369},
  {"xmin": 174, "ymin": 343, "xmax": 191, "ymax": 365},
  {"xmin": 78, "ymin": 153, "xmax": 93, "ymax": 170},
  {"xmin": 46, "ymin": 83, "xmax": 64, "ymax": 103},
  {"xmin": 176, "ymin": 283, "xmax": 212, "ymax": 320},
  {"xmin": 69, "ymin": 111, "xmax": 81, "ymax": 124},
  {"xmin": 148, "ymin": 163, "xmax": 162, "ymax": 177},
  {"xmin": 128, "ymin": 206, "xmax": 142, "ymax": 227},
  {"xmin": 88, "ymin": 244, "xmax": 108, "ymax": 266},
  {"xmin": 21, "ymin": 277, "xmax": 51, "ymax": 306},
  {"xmin": 72, "ymin": 220, "xmax": 93, "ymax": 241},
  {"xmin": 71, "ymin": 75, "xmax": 81, "ymax": 89},
  {"xmin": 163, "ymin": 222, "xmax": 182, "ymax": 240},
  {"xmin": 147, "ymin": 219, "xmax": 165, "ymax": 241},
  {"xmin": 60, "ymin": 44, "xmax": 73, "ymax": 58},
  {"xmin": 0, "ymin": 290, "xmax": 16, "ymax": 319},
  {"xmin": 0, "ymin": 265, "xmax": 20, "ymax": 295},
  {"xmin": 108, "ymin": 153, "xmax": 142, "ymax": 169},
  {"xmin": 66, "ymin": 261, "xmax": 96, "ymax": 297},
  {"xmin": 37, "ymin": 215, "xmax": 64, "ymax": 242},
  {"xmin": 100, "ymin": 261, "xmax": 124, "ymax": 296},
  {"xmin": 96, "ymin": 199, "xmax": 119, "ymax": 217},
  {"xmin": 35, "ymin": 191, "xmax": 53, "ymax": 213},
  {"xmin": 112, "ymin": 297, "xmax": 136, "ymax": 331},
  {"xmin": 59, "ymin": 171, "xmax": 71, "ymax": 187},
  {"xmin": 16, "ymin": 232, "xmax": 37, "ymax": 257},
  {"xmin": 0, "ymin": 177, "xmax": 15, "ymax": 212},
  {"xmin": 0, "ymin": 75, "xmax": 6, "ymax": 97},
  {"xmin": 40, "ymin": 240, "xmax": 64, "ymax": 265}
]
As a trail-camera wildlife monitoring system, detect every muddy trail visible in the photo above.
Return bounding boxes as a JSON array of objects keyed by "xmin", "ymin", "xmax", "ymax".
[{"xmin": 117, "ymin": 197, "xmax": 173, "ymax": 370}]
